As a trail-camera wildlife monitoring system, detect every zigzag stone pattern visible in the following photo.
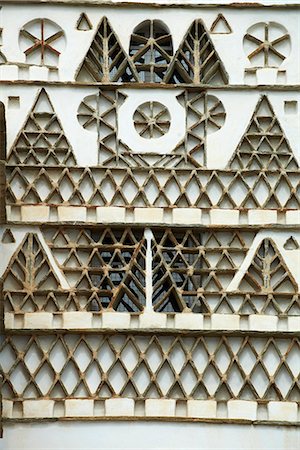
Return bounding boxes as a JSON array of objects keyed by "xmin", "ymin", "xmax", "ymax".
[
  {"xmin": 1, "ymin": 334, "xmax": 300, "ymax": 402},
  {"xmin": 2, "ymin": 227, "xmax": 299, "ymax": 315},
  {"xmin": 1, "ymin": 4, "xmax": 300, "ymax": 428}
]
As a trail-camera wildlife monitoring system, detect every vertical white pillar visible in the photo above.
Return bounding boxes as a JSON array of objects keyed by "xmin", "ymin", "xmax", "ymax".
[{"xmin": 144, "ymin": 227, "xmax": 154, "ymax": 312}]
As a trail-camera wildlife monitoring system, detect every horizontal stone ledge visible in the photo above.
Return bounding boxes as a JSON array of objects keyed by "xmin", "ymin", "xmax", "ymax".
[
  {"xmin": 1, "ymin": 80, "xmax": 300, "ymax": 89},
  {"xmin": 2, "ymin": 399, "xmax": 300, "ymax": 424},
  {"xmin": 7, "ymin": 206, "xmax": 300, "ymax": 226},
  {"xmin": 5, "ymin": 312, "xmax": 300, "ymax": 333}
]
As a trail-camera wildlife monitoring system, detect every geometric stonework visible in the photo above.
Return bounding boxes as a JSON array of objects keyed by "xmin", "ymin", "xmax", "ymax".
[
  {"xmin": 1, "ymin": 0, "xmax": 300, "ymax": 435},
  {"xmin": 129, "ymin": 20, "xmax": 173, "ymax": 82},
  {"xmin": 7, "ymin": 89, "xmax": 77, "ymax": 166},
  {"xmin": 244, "ymin": 22, "xmax": 290, "ymax": 68},
  {"xmin": 1, "ymin": 334, "xmax": 300, "ymax": 403},
  {"xmin": 19, "ymin": 19, "xmax": 65, "ymax": 66},
  {"xmin": 77, "ymin": 90, "xmax": 127, "ymax": 164},
  {"xmin": 75, "ymin": 17, "xmax": 139, "ymax": 82},
  {"xmin": 164, "ymin": 19, "xmax": 229, "ymax": 84},
  {"xmin": 133, "ymin": 102, "xmax": 171, "ymax": 139},
  {"xmin": 2, "ymin": 227, "xmax": 299, "ymax": 316},
  {"xmin": 174, "ymin": 92, "xmax": 226, "ymax": 166},
  {"xmin": 238, "ymin": 238, "xmax": 298, "ymax": 293},
  {"xmin": 43, "ymin": 227, "xmax": 146, "ymax": 312},
  {"xmin": 6, "ymin": 165, "xmax": 300, "ymax": 209},
  {"xmin": 152, "ymin": 229, "xmax": 254, "ymax": 313},
  {"xmin": 76, "ymin": 13, "xmax": 93, "ymax": 31},
  {"xmin": 210, "ymin": 14, "xmax": 232, "ymax": 34},
  {"xmin": 77, "ymin": 90, "xmax": 126, "ymax": 165},
  {"xmin": 3, "ymin": 233, "xmax": 61, "ymax": 291},
  {"xmin": 228, "ymin": 96, "xmax": 299, "ymax": 170}
]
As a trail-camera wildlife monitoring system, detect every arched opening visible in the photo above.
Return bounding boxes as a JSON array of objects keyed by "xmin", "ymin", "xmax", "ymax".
[{"xmin": 129, "ymin": 20, "xmax": 173, "ymax": 83}]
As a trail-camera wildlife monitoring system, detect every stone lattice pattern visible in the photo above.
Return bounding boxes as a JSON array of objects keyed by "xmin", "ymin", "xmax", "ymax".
[
  {"xmin": 75, "ymin": 17, "xmax": 228, "ymax": 85},
  {"xmin": 75, "ymin": 16, "xmax": 139, "ymax": 82},
  {"xmin": 228, "ymin": 96, "xmax": 299, "ymax": 171},
  {"xmin": 164, "ymin": 19, "xmax": 228, "ymax": 85},
  {"xmin": 133, "ymin": 102, "xmax": 171, "ymax": 139},
  {"xmin": 7, "ymin": 89, "xmax": 77, "ymax": 166},
  {"xmin": 1, "ymin": 334, "xmax": 300, "ymax": 402},
  {"xmin": 2, "ymin": 227, "xmax": 299, "ymax": 315},
  {"xmin": 7, "ymin": 166, "xmax": 300, "ymax": 209},
  {"xmin": 7, "ymin": 92, "xmax": 300, "ymax": 209},
  {"xmin": 20, "ymin": 19, "xmax": 64, "ymax": 66},
  {"xmin": 3, "ymin": 228, "xmax": 146, "ymax": 313},
  {"xmin": 129, "ymin": 20, "xmax": 173, "ymax": 83},
  {"xmin": 77, "ymin": 90, "xmax": 127, "ymax": 164}
]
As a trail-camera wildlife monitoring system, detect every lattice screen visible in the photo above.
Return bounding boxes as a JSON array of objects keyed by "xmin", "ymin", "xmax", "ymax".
[{"xmin": 0, "ymin": 2, "xmax": 300, "ymax": 429}]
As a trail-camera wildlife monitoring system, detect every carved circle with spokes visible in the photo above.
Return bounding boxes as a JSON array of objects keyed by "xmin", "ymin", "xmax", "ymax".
[
  {"xmin": 19, "ymin": 19, "xmax": 65, "ymax": 66},
  {"xmin": 133, "ymin": 101, "xmax": 171, "ymax": 139},
  {"xmin": 244, "ymin": 22, "xmax": 290, "ymax": 68}
]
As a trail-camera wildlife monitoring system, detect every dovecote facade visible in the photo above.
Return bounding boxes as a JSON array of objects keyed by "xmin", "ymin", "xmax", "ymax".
[{"xmin": 0, "ymin": 0, "xmax": 300, "ymax": 448}]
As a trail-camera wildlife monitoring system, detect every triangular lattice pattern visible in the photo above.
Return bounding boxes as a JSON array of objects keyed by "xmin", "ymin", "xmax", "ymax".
[
  {"xmin": 164, "ymin": 19, "xmax": 228, "ymax": 84},
  {"xmin": 228, "ymin": 96, "xmax": 299, "ymax": 170},
  {"xmin": 2, "ymin": 334, "xmax": 300, "ymax": 402},
  {"xmin": 75, "ymin": 16, "xmax": 139, "ymax": 82},
  {"xmin": 238, "ymin": 238, "xmax": 298, "ymax": 293},
  {"xmin": 7, "ymin": 89, "xmax": 77, "ymax": 166},
  {"xmin": 43, "ymin": 227, "xmax": 146, "ymax": 312},
  {"xmin": 152, "ymin": 229, "xmax": 253, "ymax": 312},
  {"xmin": 3, "ymin": 233, "xmax": 61, "ymax": 292}
]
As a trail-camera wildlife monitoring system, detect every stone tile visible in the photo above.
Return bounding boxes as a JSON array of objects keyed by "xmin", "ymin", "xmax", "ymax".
[
  {"xmin": 102, "ymin": 312, "xmax": 131, "ymax": 328},
  {"xmin": 288, "ymin": 316, "xmax": 300, "ymax": 331},
  {"xmin": 57, "ymin": 206, "xmax": 86, "ymax": 222},
  {"xmin": 105, "ymin": 398, "xmax": 135, "ymax": 416},
  {"xmin": 29, "ymin": 65, "xmax": 49, "ymax": 81},
  {"xmin": 187, "ymin": 400, "xmax": 217, "ymax": 418},
  {"xmin": 172, "ymin": 208, "xmax": 202, "ymax": 225},
  {"xmin": 145, "ymin": 399, "xmax": 176, "ymax": 417},
  {"xmin": 23, "ymin": 400, "xmax": 54, "ymax": 418},
  {"xmin": 286, "ymin": 211, "xmax": 300, "ymax": 225},
  {"xmin": 24, "ymin": 312, "xmax": 53, "ymax": 329},
  {"xmin": 21, "ymin": 206, "xmax": 49, "ymax": 222},
  {"xmin": 65, "ymin": 399, "xmax": 94, "ymax": 417},
  {"xmin": 139, "ymin": 312, "xmax": 167, "ymax": 328},
  {"xmin": 97, "ymin": 207, "xmax": 126, "ymax": 223},
  {"xmin": 268, "ymin": 401, "xmax": 298, "ymax": 422},
  {"xmin": 248, "ymin": 210, "xmax": 277, "ymax": 225},
  {"xmin": 174, "ymin": 314, "xmax": 204, "ymax": 330},
  {"xmin": 134, "ymin": 208, "xmax": 164, "ymax": 224},
  {"xmin": 211, "ymin": 314, "xmax": 240, "ymax": 330},
  {"xmin": 248, "ymin": 315, "xmax": 278, "ymax": 331},
  {"xmin": 63, "ymin": 312, "xmax": 92, "ymax": 329},
  {"xmin": 210, "ymin": 209, "xmax": 239, "ymax": 225},
  {"xmin": 4, "ymin": 312, "xmax": 14, "ymax": 329},
  {"xmin": 227, "ymin": 400, "xmax": 257, "ymax": 420},
  {"xmin": 2, "ymin": 400, "xmax": 13, "ymax": 418}
]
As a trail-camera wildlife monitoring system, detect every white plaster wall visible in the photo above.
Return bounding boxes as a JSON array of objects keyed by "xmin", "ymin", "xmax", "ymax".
[
  {"xmin": 1, "ymin": 5, "xmax": 300, "ymax": 84},
  {"xmin": 1, "ymin": 422, "xmax": 300, "ymax": 450},
  {"xmin": 2, "ymin": 86, "xmax": 300, "ymax": 168}
]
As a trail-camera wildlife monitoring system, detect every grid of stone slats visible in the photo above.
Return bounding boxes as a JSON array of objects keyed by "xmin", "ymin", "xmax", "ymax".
[{"xmin": 1, "ymin": 334, "xmax": 300, "ymax": 402}]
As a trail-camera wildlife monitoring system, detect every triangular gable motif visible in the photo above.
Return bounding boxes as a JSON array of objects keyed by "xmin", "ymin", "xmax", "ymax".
[
  {"xmin": 3, "ymin": 232, "xmax": 62, "ymax": 291},
  {"xmin": 228, "ymin": 96, "xmax": 299, "ymax": 170},
  {"xmin": 210, "ymin": 14, "xmax": 232, "ymax": 34},
  {"xmin": 75, "ymin": 16, "xmax": 139, "ymax": 82},
  {"xmin": 238, "ymin": 238, "xmax": 298, "ymax": 294},
  {"xmin": 164, "ymin": 19, "xmax": 229, "ymax": 85},
  {"xmin": 8, "ymin": 88, "xmax": 77, "ymax": 166},
  {"xmin": 76, "ymin": 13, "xmax": 93, "ymax": 31}
]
